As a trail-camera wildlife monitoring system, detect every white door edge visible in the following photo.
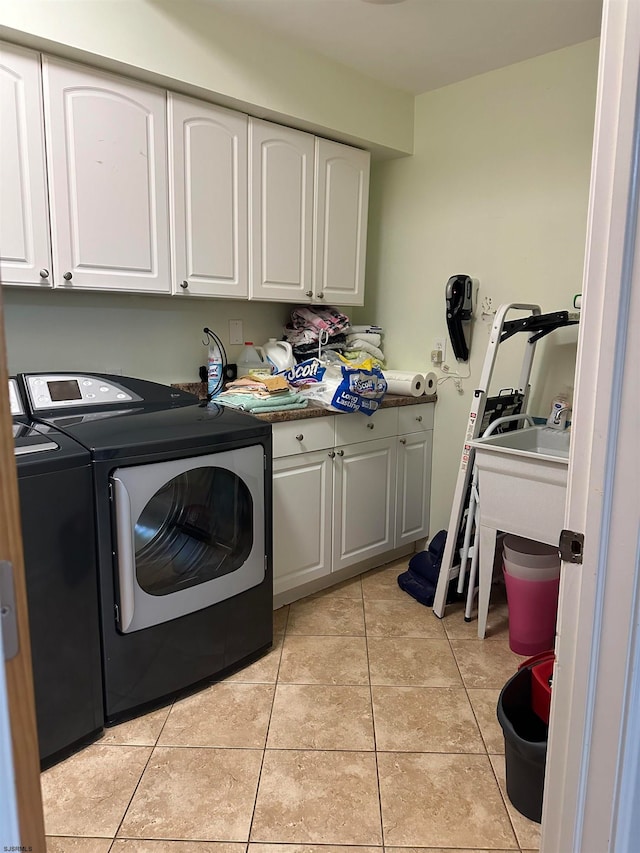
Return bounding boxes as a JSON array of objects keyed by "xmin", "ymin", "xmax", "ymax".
[
  {"xmin": 0, "ymin": 625, "xmax": 20, "ymax": 843},
  {"xmin": 541, "ymin": 0, "xmax": 640, "ymax": 849}
]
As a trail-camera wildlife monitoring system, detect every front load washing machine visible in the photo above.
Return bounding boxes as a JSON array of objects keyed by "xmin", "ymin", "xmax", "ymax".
[
  {"xmin": 20, "ymin": 373, "xmax": 273, "ymax": 724},
  {"xmin": 10, "ymin": 379, "xmax": 103, "ymax": 766}
]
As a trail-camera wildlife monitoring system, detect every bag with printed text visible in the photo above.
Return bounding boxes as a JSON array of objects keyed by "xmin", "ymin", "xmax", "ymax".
[{"xmin": 282, "ymin": 357, "xmax": 387, "ymax": 416}]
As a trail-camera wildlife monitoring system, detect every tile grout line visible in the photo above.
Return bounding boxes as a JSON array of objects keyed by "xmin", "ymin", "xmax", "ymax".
[
  {"xmin": 442, "ymin": 605, "xmax": 526, "ymax": 851},
  {"xmin": 245, "ymin": 604, "xmax": 289, "ymax": 845},
  {"xmin": 107, "ymin": 697, "xmax": 176, "ymax": 848},
  {"xmin": 363, "ymin": 578, "xmax": 387, "ymax": 849}
]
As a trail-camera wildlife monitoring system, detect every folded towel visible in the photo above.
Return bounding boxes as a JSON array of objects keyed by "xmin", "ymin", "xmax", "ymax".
[
  {"xmin": 346, "ymin": 332, "xmax": 381, "ymax": 347},
  {"xmin": 245, "ymin": 399, "xmax": 308, "ymax": 413},
  {"xmin": 215, "ymin": 390, "xmax": 307, "ymax": 413},
  {"xmin": 344, "ymin": 340, "xmax": 385, "ymax": 361}
]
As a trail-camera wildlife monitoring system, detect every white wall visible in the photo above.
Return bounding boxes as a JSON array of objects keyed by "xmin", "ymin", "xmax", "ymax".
[
  {"xmin": 3, "ymin": 289, "xmax": 291, "ymax": 383},
  {"xmin": 0, "ymin": 0, "xmax": 413, "ymax": 157},
  {"xmin": 362, "ymin": 40, "xmax": 599, "ymax": 532}
]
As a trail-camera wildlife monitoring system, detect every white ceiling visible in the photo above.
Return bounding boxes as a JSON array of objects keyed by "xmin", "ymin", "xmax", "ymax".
[{"xmin": 207, "ymin": 0, "xmax": 602, "ymax": 95}]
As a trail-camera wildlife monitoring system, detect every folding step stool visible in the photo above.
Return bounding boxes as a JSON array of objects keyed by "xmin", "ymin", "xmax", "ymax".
[{"xmin": 432, "ymin": 302, "xmax": 579, "ymax": 633}]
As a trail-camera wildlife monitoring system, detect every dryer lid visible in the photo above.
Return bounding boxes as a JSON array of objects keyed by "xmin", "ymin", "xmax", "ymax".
[
  {"xmin": 38, "ymin": 401, "xmax": 271, "ymax": 460},
  {"xmin": 13, "ymin": 424, "xmax": 59, "ymax": 457}
]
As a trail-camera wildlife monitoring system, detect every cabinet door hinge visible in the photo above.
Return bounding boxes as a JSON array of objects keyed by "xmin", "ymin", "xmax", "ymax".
[{"xmin": 559, "ymin": 529, "xmax": 584, "ymax": 564}]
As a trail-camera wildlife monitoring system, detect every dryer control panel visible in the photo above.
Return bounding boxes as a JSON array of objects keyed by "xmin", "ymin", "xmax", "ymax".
[{"xmin": 24, "ymin": 374, "xmax": 140, "ymax": 410}]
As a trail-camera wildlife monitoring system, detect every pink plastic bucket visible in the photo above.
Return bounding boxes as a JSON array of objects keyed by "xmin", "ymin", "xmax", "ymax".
[{"xmin": 503, "ymin": 565, "xmax": 560, "ymax": 656}]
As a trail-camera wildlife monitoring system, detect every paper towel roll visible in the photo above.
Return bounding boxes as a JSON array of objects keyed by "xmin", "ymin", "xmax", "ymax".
[
  {"xmin": 424, "ymin": 372, "xmax": 437, "ymax": 395},
  {"xmin": 383, "ymin": 370, "xmax": 425, "ymax": 397}
]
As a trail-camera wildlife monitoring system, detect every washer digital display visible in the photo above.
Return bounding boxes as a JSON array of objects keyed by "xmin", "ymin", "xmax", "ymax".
[{"xmin": 48, "ymin": 380, "xmax": 82, "ymax": 402}]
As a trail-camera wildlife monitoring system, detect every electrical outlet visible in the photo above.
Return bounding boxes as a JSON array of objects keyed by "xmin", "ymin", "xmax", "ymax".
[
  {"xmin": 229, "ymin": 319, "xmax": 244, "ymax": 346},
  {"xmin": 433, "ymin": 338, "xmax": 446, "ymax": 363}
]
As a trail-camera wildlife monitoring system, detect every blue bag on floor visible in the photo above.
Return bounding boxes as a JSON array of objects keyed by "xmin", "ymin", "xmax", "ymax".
[{"xmin": 397, "ymin": 529, "xmax": 456, "ymax": 607}]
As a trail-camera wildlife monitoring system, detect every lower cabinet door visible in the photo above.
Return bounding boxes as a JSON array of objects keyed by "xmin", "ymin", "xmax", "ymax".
[
  {"xmin": 273, "ymin": 449, "xmax": 333, "ymax": 595},
  {"xmin": 332, "ymin": 436, "xmax": 397, "ymax": 572},
  {"xmin": 395, "ymin": 430, "xmax": 433, "ymax": 547}
]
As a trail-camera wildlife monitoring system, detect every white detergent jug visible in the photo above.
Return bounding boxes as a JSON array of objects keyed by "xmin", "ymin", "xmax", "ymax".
[
  {"xmin": 262, "ymin": 338, "xmax": 295, "ymax": 373},
  {"xmin": 237, "ymin": 342, "xmax": 268, "ymax": 377}
]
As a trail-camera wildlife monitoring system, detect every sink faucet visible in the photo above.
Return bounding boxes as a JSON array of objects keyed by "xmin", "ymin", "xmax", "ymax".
[{"xmin": 547, "ymin": 404, "xmax": 571, "ymax": 430}]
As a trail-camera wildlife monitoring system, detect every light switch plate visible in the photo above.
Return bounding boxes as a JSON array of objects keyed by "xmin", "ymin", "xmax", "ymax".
[{"xmin": 229, "ymin": 320, "xmax": 244, "ymax": 346}]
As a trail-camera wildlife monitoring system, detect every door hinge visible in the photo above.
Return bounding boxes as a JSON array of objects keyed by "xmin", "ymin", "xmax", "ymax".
[
  {"xmin": 0, "ymin": 561, "xmax": 19, "ymax": 661},
  {"xmin": 559, "ymin": 529, "xmax": 584, "ymax": 564}
]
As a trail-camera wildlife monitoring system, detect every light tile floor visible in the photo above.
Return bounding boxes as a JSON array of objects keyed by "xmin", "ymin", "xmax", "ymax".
[{"xmin": 43, "ymin": 558, "xmax": 541, "ymax": 852}]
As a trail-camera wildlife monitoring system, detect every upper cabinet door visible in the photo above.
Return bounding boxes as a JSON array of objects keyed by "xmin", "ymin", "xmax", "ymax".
[
  {"xmin": 313, "ymin": 139, "xmax": 370, "ymax": 307},
  {"xmin": 169, "ymin": 95, "xmax": 248, "ymax": 299},
  {"xmin": 249, "ymin": 118, "xmax": 314, "ymax": 302},
  {"xmin": 42, "ymin": 58, "xmax": 170, "ymax": 293},
  {"xmin": 0, "ymin": 43, "xmax": 52, "ymax": 287}
]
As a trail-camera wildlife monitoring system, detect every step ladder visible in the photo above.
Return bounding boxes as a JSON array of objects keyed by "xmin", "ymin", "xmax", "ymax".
[{"xmin": 432, "ymin": 302, "xmax": 579, "ymax": 621}]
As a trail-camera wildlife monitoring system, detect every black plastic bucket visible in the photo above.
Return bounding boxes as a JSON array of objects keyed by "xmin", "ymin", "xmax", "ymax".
[{"xmin": 497, "ymin": 665, "xmax": 548, "ymax": 822}]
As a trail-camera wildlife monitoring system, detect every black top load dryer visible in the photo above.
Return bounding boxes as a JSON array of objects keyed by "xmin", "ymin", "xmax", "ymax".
[
  {"xmin": 9, "ymin": 378, "xmax": 103, "ymax": 767},
  {"xmin": 21, "ymin": 373, "xmax": 273, "ymax": 724}
]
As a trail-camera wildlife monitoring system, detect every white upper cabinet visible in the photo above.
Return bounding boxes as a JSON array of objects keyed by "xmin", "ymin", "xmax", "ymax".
[
  {"xmin": 249, "ymin": 118, "xmax": 314, "ymax": 302},
  {"xmin": 313, "ymin": 139, "xmax": 370, "ymax": 307},
  {"xmin": 42, "ymin": 58, "xmax": 170, "ymax": 293},
  {"xmin": 0, "ymin": 43, "xmax": 52, "ymax": 287},
  {"xmin": 169, "ymin": 94, "xmax": 248, "ymax": 298},
  {"xmin": 1, "ymin": 48, "xmax": 370, "ymax": 304}
]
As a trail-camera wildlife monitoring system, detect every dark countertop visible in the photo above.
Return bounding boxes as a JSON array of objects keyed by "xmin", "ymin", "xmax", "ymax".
[{"xmin": 172, "ymin": 381, "xmax": 436, "ymax": 424}]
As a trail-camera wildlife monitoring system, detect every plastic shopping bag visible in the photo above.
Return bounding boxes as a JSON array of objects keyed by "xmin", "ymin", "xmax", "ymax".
[{"xmin": 283, "ymin": 358, "xmax": 387, "ymax": 416}]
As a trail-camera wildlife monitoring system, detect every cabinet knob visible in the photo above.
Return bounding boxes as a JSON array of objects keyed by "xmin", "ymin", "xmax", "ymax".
[
  {"xmin": 305, "ymin": 290, "xmax": 313, "ymax": 298},
  {"xmin": 399, "ymin": 438, "xmax": 407, "ymax": 445},
  {"xmin": 180, "ymin": 281, "xmax": 188, "ymax": 289},
  {"xmin": 336, "ymin": 449, "xmax": 344, "ymax": 456},
  {"xmin": 296, "ymin": 434, "xmax": 304, "ymax": 441},
  {"xmin": 317, "ymin": 292, "xmax": 324, "ymax": 299},
  {"xmin": 416, "ymin": 415, "xmax": 423, "ymax": 422},
  {"xmin": 366, "ymin": 422, "xmax": 374, "ymax": 430},
  {"xmin": 63, "ymin": 271, "xmax": 73, "ymax": 281},
  {"xmin": 39, "ymin": 268, "xmax": 49, "ymax": 279},
  {"xmin": 328, "ymin": 450, "xmax": 336, "ymax": 458}
]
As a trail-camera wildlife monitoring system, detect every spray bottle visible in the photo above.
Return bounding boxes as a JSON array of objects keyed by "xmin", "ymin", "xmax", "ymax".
[{"xmin": 203, "ymin": 327, "xmax": 227, "ymax": 399}]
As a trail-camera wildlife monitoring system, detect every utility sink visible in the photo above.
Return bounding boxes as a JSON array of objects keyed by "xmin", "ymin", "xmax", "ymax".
[
  {"xmin": 471, "ymin": 425, "xmax": 570, "ymax": 463},
  {"xmin": 470, "ymin": 425, "xmax": 570, "ymax": 547}
]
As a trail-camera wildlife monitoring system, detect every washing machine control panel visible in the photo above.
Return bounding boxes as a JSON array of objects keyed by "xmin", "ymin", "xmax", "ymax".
[
  {"xmin": 25, "ymin": 374, "xmax": 141, "ymax": 410},
  {"xmin": 8, "ymin": 379, "xmax": 24, "ymax": 417}
]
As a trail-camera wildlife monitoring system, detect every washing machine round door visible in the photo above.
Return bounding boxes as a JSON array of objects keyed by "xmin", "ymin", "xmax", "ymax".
[
  {"xmin": 111, "ymin": 445, "xmax": 266, "ymax": 633},
  {"xmin": 134, "ymin": 465, "xmax": 253, "ymax": 595}
]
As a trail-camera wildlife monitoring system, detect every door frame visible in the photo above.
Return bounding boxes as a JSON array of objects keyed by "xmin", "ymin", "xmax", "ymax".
[
  {"xmin": 541, "ymin": 0, "xmax": 640, "ymax": 848},
  {"xmin": 0, "ymin": 287, "xmax": 46, "ymax": 847}
]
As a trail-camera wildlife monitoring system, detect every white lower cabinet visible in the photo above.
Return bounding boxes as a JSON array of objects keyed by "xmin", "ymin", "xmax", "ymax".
[
  {"xmin": 332, "ymin": 436, "xmax": 397, "ymax": 573},
  {"xmin": 271, "ymin": 403, "xmax": 434, "ymax": 599},
  {"xmin": 396, "ymin": 428, "xmax": 433, "ymax": 547},
  {"xmin": 273, "ymin": 449, "xmax": 333, "ymax": 594}
]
